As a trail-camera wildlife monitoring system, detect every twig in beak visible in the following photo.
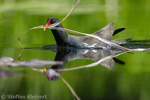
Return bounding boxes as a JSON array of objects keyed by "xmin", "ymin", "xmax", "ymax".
[
  {"xmin": 47, "ymin": 0, "xmax": 80, "ymax": 28},
  {"xmin": 18, "ymin": 0, "xmax": 80, "ymax": 47}
]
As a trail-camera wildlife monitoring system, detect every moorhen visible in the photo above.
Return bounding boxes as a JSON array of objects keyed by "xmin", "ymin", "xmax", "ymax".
[{"xmin": 44, "ymin": 17, "xmax": 131, "ymax": 49}]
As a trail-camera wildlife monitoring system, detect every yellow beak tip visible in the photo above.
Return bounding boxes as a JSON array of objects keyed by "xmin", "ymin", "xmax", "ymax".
[
  {"xmin": 44, "ymin": 68, "xmax": 47, "ymax": 72},
  {"xmin": 43, "ymin": 27, "xmax": 47, "ymax": 31}
]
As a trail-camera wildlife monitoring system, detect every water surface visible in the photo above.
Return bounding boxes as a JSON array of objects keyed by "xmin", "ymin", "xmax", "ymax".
[{"xmin": 0, "ymin": 0, "xmax": 150, "ymax": 100}]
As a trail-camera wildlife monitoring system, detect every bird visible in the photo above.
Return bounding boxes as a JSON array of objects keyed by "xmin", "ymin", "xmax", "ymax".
[
  {"xmin": 43, "ymin": 17, "xmax": 131, "ymax": 49},
  {"xmin": 43, "ymin": 47, "xmax": 126, "ymax": 81}
]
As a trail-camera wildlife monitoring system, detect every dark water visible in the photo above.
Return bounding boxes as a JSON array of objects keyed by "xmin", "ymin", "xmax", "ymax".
[{"xmin": 0, "ymin": 0, "xmax": 150, "ymax": 100}]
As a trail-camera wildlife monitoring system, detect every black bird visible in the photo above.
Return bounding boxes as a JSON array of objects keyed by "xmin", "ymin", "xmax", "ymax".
[{"xmin": 44, "ymin": 17, "xmax": 131, "ymax": 49}]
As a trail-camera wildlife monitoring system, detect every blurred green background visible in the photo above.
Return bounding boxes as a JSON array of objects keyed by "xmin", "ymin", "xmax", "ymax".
[{"xmin": 0, "ymin": 0, "xmax": 150, "ymax": 100}]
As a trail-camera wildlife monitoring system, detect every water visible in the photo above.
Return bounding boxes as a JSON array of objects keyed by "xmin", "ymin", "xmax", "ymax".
[{"xmin": 0, "ymin": 0, "xmax": 150, "ymax": 100}]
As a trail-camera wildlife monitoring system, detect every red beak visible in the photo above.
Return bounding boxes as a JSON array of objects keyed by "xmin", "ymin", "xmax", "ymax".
[{"xmin": 44, "ymin": 19, "xmax": 51, "ymax": 31}]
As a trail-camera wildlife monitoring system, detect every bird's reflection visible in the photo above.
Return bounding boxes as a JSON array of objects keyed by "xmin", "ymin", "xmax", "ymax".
[
  {"xmin": 31, "ymin": 45, "xmax": 127, "ymax": 100},
  {"xmin": 18, "ymin": 40, "xmax": 150, "ymax": 100},
  {"xmin": 41, "ymin": 40, "xmax": 150, "ymax": 81},
  {"xmin": 18, "ymin": 40, "xmax": 150, "ymax": 81},
  {"xmin": 41, "ymin": 45, "xmax": 127, "ymax": 81}
]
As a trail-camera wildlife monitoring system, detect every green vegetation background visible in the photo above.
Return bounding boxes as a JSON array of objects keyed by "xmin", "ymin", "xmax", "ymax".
[{"xmin": 0, "ymin": 0, "xmax": 150, "ymax": 100}]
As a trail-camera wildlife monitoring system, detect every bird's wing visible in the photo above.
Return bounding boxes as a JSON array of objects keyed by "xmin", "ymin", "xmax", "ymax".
[{"xmin": 93, "ymin": 23, "xmax": 114, "ymax": 41}]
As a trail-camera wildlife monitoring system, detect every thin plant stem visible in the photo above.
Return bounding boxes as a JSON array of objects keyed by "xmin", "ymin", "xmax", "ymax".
[
  {"xmin": 60, "ymin": 76, "xmax": 81, "ymax": 100},
  {"xmin": 18, "ymin": 25, "xmax": 44, "ymax": 48},
  {"xmin": 18, "ymin": 0, "xmax": 80, "ymax": 48}
]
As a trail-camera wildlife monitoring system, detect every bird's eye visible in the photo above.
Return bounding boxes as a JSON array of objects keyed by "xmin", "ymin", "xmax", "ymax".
[{"xmin": 52, "ymin": 20, "xmax": 55, "ymax": 23}]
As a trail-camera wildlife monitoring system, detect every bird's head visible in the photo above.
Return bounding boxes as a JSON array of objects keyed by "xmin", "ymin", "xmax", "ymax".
[{"xmin": 44, "ymin": 17, "xmax": 61, "ymax": 31}]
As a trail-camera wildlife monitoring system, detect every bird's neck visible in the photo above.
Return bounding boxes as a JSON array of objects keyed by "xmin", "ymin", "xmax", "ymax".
[{"xmin": 51, "ymin": 28, "xmax": 69, "ymax": 46}]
